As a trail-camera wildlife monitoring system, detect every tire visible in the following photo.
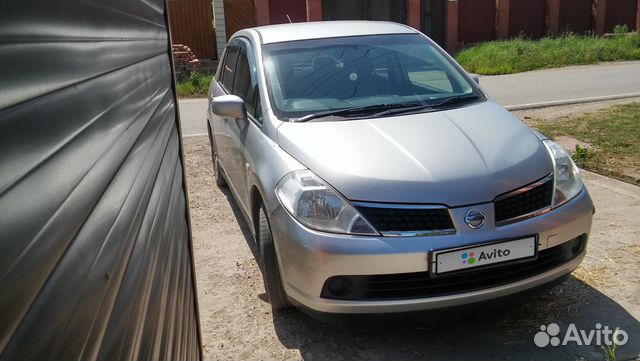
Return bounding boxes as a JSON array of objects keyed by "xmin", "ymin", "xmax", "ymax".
[
  {"xmin": 207, "ymin": 122, "xmax": 226, "ymax": 187},
  {"xmin": 258, "ymin": 206, "xmax": 291, "ymax": 309}
]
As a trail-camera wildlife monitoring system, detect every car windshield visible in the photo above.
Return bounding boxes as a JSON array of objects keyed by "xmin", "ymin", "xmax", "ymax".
[{"xmin": 262, "ymin": 34, "xmax": 482, "ymax": 120}]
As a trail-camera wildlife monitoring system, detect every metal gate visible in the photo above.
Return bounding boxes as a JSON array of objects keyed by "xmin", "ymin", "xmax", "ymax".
[
  {"xmin": 270, "ymin": 0, "xmax": 307, "ymax": 24},
  {"xmin": 0, "ymin": 0, "xmax": 202, "ymax": 360},
  {"xmin": 458, "ymin": 0, "xmax": 495, "ymax": 44},
  {"xmin": 605, "ymin": 0, "xmax": 638, "ymax": 31},
  {"xmin": 509, "ymin": 0, "xmax": 547, "ymax": 38},
  {"xmin": 224, "ymin": 0, "xmax": 257, "ymax": 40},
  {"xmin": 559, "ymin": 0, "xmax": 593, "ymax": 34},
  {"xmin": 323, "ymin": 0, "xmax": 407, "ymax": 23},
  {"xmin": 422, "ymin": 0, "xmax": 446, "ymax": 46}
]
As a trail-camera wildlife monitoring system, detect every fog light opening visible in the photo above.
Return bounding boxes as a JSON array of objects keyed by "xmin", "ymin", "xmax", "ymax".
[
  {"xmin": 327, "ymin": 276, "xmax": 353, "ymax": 297},
  {"xmin": 570, "ymin": 235, "xmax": 586, "ymax": 255}
]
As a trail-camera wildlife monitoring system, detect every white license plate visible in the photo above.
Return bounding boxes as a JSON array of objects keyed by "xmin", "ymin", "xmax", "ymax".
[{"xmin": 433, "ymin": 236, "xmax": 537, "ymax": 275}]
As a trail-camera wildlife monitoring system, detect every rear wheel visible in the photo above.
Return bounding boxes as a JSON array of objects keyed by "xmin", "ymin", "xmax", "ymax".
[
  {"xmin": 258, "ymin": 206, "xmax": 291, "ymax": 309},
  {"xmin": 207, "ymin": 122, "xmax": 226, "ymax": 187}
]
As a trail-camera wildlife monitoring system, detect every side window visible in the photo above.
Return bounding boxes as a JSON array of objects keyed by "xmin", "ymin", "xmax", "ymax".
[
  {"xmin": 230, "ymin": 42, "xmax": 263, "ymax": 124},
  {"xmin": 232, "ymin": 49, "xmax": 254, "ymax": 115},
  {"xmin": 221, "ymin": 46, "xmax": 239, "ymax": 92}
]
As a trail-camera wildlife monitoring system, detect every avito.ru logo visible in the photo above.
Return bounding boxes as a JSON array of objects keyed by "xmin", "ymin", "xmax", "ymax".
[{"xmin": 534, "ymin": 323, "xmax": 628, "ymax": 347}]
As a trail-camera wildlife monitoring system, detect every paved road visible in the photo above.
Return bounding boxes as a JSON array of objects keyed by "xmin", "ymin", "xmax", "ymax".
[
  {"xmin": 178, "ymin": 98, "xmax": 208, "ymax": 137},
  {"xmin": 479, "ymin": 61, "xmax": 640, "ymax": 107},
  {"xmin": 178, "ymin": 61, "xmax": 640, "ymax": 136}
]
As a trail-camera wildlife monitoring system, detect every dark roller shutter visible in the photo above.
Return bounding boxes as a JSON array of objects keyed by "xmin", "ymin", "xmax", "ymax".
[{"xmin": 0, "ymin": 1, "xmax": 202, "ymax": 360}]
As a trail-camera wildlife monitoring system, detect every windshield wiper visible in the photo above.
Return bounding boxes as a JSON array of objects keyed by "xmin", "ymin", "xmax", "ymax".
[
  {"xmin": 292, "ymin": 102, "xmax": 423, "ymax": 122},
  {"xmin": 292, "ymin": 95, "xmax": 481, "ymax": 122},
  {"xmin": 429, "ymin": 94, "xmax": 481, "ymax": 108},
  {"xmin": 373, "ymin": 94, "xmax": 481, "ymax": 117}
]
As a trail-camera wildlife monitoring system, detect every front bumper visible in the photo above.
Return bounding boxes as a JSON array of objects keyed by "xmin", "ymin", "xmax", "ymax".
[{"xmin": 269, "ymin": 189, "xmax": 593, "ymax": 314}]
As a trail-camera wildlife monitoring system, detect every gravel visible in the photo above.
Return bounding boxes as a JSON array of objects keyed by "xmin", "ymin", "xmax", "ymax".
[{"xmin": 184, "ymin": 135, "xmax": 640, "ymax": 361}]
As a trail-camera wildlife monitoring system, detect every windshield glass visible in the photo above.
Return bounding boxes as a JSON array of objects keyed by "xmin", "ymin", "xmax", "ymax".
[{"xmin": 262, "ymin": 34, "xmax": 482, "ymax": 120}]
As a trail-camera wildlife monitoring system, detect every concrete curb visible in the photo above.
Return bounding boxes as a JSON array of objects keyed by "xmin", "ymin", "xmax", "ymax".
[
  {"xmin": 178, "ymin": 97, "xmax": 208, "ymax": 103},
  {"xmin": 504, "ymin": 93, "xmax": 640, "ymax": 111}
]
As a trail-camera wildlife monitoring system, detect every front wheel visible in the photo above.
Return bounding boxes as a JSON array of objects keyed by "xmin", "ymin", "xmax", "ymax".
[{"xmin": 258, "ymin": 206, "xmax": 291, "ymax": 309}]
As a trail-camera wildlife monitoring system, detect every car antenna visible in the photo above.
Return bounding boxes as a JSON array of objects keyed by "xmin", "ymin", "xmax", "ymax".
[{"xmin": 286, "ymin": 14, "xmax": 292, "ymax": 23}]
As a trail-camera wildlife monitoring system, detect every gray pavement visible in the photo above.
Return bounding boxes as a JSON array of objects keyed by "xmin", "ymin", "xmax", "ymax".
[
  {"xmin": 178, "ymin": 61, "xmax": 640, "ymax": 136},
  {"xmin": 178, "ymin": 98, "xmax": 208, "ymax": 137},
  {"xmin": 480, "ymin": 61, "xmax": 640, "ymax": 107}
]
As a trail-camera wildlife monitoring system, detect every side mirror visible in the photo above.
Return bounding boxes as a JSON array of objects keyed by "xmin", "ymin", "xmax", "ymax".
[
  {"xmin": 469, "ymin": 73, "xmax": 480, "ymax": 85},
  {"xmin": 211, "ymin": 94, "xmax": 247, "ymax": 119}
]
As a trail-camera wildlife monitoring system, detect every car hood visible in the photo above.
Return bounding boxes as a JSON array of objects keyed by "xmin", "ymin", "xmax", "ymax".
[{"xmin": 276, "ymin": 101, "xmax": 552, "ymax": 206}]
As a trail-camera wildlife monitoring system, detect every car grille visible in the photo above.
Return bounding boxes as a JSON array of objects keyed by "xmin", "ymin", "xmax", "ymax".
[
  {"xmin": 494, "ymin": 176, "xmax": 554, "ymax": 225},
  {"xmin": 320, "ymin": 235, "xmax": 585, "ymax": 301},
  {"xmin": 355, "ymin": 205, "xmax": 454, "ymax": 234}
]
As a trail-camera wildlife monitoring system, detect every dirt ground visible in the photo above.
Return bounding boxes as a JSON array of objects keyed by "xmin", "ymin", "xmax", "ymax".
[{"xmin": 184, "ymin": 102, "xmax": 640, "ymax": 361}]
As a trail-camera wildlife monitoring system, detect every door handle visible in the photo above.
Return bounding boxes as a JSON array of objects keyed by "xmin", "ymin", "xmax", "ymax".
[{"xmin": 223, "ymin": 117, "xmax": 229, "ymax": 125}]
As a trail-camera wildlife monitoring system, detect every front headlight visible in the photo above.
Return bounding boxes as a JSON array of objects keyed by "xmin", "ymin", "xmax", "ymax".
[
  {"xmin": 543, "ymin": 140, "xmax": 583, "ymax": 208},
  {"xmin": 275, "ymin": 170, "xmax": 378, "ymax": 235}
]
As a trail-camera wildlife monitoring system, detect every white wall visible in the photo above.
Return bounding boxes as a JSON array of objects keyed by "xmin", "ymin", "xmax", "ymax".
[{"xmin": 212, "ymin": 0, "xmax": 226, "ymax": 59}]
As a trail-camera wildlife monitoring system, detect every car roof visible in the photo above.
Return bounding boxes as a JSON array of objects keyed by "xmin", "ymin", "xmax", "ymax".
[{"xmin": 251, "ymin": 21, "xmax": 417, "ymax": 44}]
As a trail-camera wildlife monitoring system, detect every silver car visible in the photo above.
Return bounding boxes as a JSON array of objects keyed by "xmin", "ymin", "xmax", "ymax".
[{"xmin": 206, "ymin": 21, "xmax": 593, "ymax": 314}]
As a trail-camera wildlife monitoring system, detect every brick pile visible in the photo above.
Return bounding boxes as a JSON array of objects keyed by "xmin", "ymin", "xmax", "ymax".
[{"xmin": 172, "ymin": 44, "xmax": 201, "ymax": 80}]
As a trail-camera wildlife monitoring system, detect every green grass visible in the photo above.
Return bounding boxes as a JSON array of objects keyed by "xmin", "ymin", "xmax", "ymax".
[
  {"xmin": 177, "ymin": 72, "xmax": 213, "ymax": 97},
  {"xmin": 603, "ymin": 328, "xmax": 620, "ymax": 361},
  {"xmin": 529, "ymin": 103, "xmax": 640, "ymax": 185},
  {"xmin": 456, "ymin": 32, "xmax": 640, "ymax": 75}
]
